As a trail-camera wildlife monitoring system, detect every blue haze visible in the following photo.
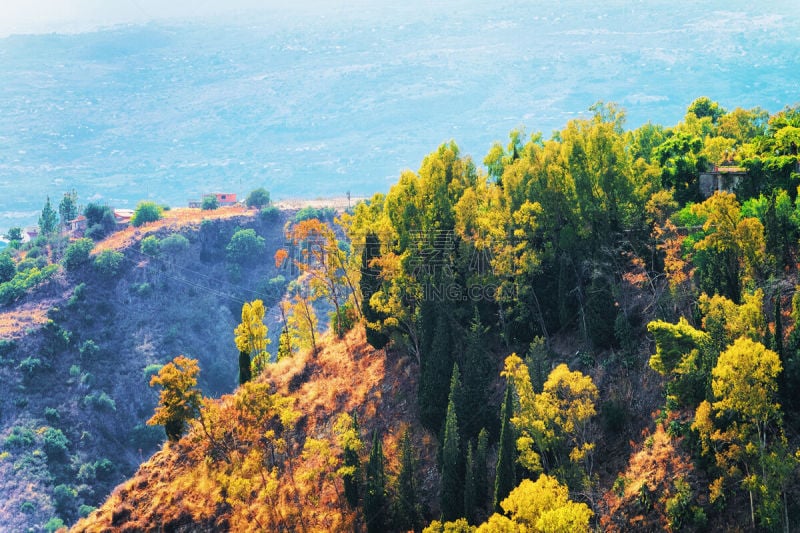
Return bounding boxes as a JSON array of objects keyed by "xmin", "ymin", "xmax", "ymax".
[{"xmin": 0, "ymin": 0, "xmax": 799, "ymax": 232}]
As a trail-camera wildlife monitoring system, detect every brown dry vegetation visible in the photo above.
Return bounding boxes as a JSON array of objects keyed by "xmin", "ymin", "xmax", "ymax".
[
  {"xmin": 94, "ymin": 206, "xmax": 253, "ymax": 253},
  {"xmin": 72, "ymin": 326, "xmax": 438, "ymax": 532}
]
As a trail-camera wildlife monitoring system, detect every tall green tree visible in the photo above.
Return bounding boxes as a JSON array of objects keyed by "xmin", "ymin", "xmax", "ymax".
[
  {"xmin": 419, "ymin": 308, "xmax": 454, "ymax": 430},
  {"xmin": 58, "ymin": 190, "xmax": 78, "ymax": 226},
  {"xmin": 461, "ymin": 309, "xmax": 492, "ymax": 440},
  {"xmin": 494, "ymin": 379, "xmax": 516, "ymax": 511},
  {"xmin": 364, "ymin": 430, "xmax": 387, "ymax": 533},
  {"xmin": 39, "ymin": 196, "xmax": 58, "ymax": 235},
  {"xmin": 463, "ymin": 441, "xmax": 476, "ymax": 524},
  {"xmin": 440, "ymin": 364, "xmax": 463, "ymax": 521},
  {"xmin": 395, "ymin": 426, "xmax": 420, "ymax": 532},
  {"xmin": 360, "ymin": 232, "xmax": 389, "ymax": 349},
  {"xmin": 333, "ymin": 412, "xmax": 363, "ymax": 509},
  {"xmin": 475, "ymin": 428, "xmax": 489, "ymax": 513}
]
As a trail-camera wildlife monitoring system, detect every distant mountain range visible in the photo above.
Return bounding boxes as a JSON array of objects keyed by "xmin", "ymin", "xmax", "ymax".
[{"xmin": 1, "ymin": 0, "xmax": 798, "ymax": 233}]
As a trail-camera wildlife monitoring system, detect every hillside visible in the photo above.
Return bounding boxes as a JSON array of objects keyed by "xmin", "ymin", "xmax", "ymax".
[
  {"xmin": 72, "ymin": 326, "xmax": 439, "ymax": 532},
  {"xmin": 0, "ymin": 207, "xmax": 298, "ymax": 532}
]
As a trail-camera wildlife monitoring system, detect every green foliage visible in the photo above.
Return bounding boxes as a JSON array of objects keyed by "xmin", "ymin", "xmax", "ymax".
[
  {"xmin": 44, "ymin": 517, "xmax": 65, "ymax": 533},
  {"xmin": 79, "ymin": 339, "xmax": 100, "ymax": 360},
  {"xmin": 62, "ymin": 238, "xmax": 94, "ymax": 272},
  {"xmin": 226, "ymin": 228, "xmax": 265, "ymax": 265},
  {"xmin": 364, "ymin": 430, "xmax": 387, "ymax": 533},
  {"xmin": 17, "ymin": 356, "xmax": 44, "ymax": 377},
  {"xmin": 201, "ymin": 195, "xmax": 219, "ymax": 210},
  {"xmin": 333, "ymin": 413, "xmax": 363, "ymax": 509},
  {"xmin": 83, "ymin": 391, "xmax": 116, "ymax": 411},
  {"xmin": 0, "ymin": 263, "xmax": 59, "ymax": 305},
  {"xmin": 494, "ymin": 380, "xmax": 516, "ymax": 511},
  {"xmin": 52, "ymin": 483, "xmax": 77, "ymax": 517},
  {"xmin": 360, "ymin": 232, "xmax": 389, "ymax": 349},
  {"xmin": 78, "ymin": 504, "xmax": 97, "ymax": 518},
  {"xmin": 58, "ymin": 190, "xmax": 79, "ymax": 225},
  {"xmin": 4, "ymin": 426, "xmax": 35, "ymax": 449},
  {"xmin": 259, "ymin": 205, "xmax": 280, "ymax": 222},
  {"xmin": 464, "ymin": 441, "xmax": 477, "ymax": 524},
  {"xmin": 395, "ymin": 426, "xmax": 420, "ymax": 531},
  {"xmin": 140, "ymin": 235, "xmax": 160, "ymax": 256},
  {"xmin": 246, "ymin": 187, "xmax": 271, "ymax": 208},
  {"xmin": 6, "ymin": 227, "xmax": 22, "ymax": 242},
  {"xmin": 42, "ymin": 427, "xmax": 69, "ymax": 459},
  {"xmin": 143, "ymin": 363, "xmax": 164, "ymax": 380},
  {"xmin": 440, "ymin": 364, "xmax": 463, "ymax": 521},
  {"xmin": 131, "ymin": 201, "xmax": 163, "ymax": 227},
  {"xmin": 159, "ymin": 234, "xmax": 190, "ymax": 255},
  {"xmin": 83, "ymin": 203, "xmax": 117, "ymax": 238},
  {"xmin": 93, "ymin": 249, "xmax": 124, "ymax": 278},
  {"xmin": 0, "ymin": 253, "xmax": 16, "ymax": 283},
  {"xmin": 294, "ymin": 206, "xmax": 335, "ymax": 223},
  {"xmin": 39, "ymin": 196, "xmax": 58, "ymax": 235},
  {"xmin": 43, "ymin": 407, "xmax": 60, "ymax": 424}
]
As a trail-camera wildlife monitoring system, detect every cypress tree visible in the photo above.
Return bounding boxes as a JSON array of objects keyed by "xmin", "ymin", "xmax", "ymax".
[
  {"xmin": 461, "ymin": 309, "xmax": 492, "ymax": 440},
  {"xmin": 361, "ymin": 232, "xmax": 389, "ymax": 349},
  {"xmin": 364, "ymin": 430, "xmax": 386, "ymax": 533},
  {"xmin": 463, "ymin": 441, "xmax": 476, "ymax": 524},
  {"xmin": 419, "ymin": 308, "xmax": 454, "ymax": 430},
  {"xmin": 475, "ymin": 428, "xmax": 489, "ymax": 512},
  {"xmin": 440, "ymin": 364, "xmax": 463, "ymax": 521},
  {"xmin": 342, "ymin": 413, "xmax": 362, "ymax": 509},
  {"xmin": 238, "ymin": 350, "xmax": 251, "ymax": 385},
  {"xmin": 395, "ymin": 427, "xmax": 419, "ymax": 531},
  {"xmin": 494, "ymin": 380, "xmax": 516, "ymax": 511},
  {"xmin": 39, "ymin": 195, "xmax": 58, "ymax": 235}
]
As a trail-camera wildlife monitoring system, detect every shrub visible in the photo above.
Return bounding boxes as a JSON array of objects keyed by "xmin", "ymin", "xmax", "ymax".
[
  {"xmin": 260, "ymin": 205, "xmax": 280, "ymax": 222},
  {"xmin": 0, "ymin": 253, "xmax": 14, "ymax": 283},
  {"xmin": 19, "ymin": 501, "xmax": 36, "ymax": 514},
  {"xmin": 159, "ymin": 234, "xmax": 190, "ymax": 255},
  {"xmin": 93, "ymin": 250, "xmax": 124, "ymax": 278},
  {"xmin": 42, "ymin": 427, "xmax": 69, "ymax": 458},
  {"xmin": 94, "ymin": 458, "xmax": 115, "ymax": 481},
  {"xmin": 131, "ymin": 282, "xmax": 152, "ymax": 296},
  {"xmin": 226, "ymin": 228, "xmax": 265, "ymax": 265},
  {"xmin": 67, "ymin": 282, "xmax": 87, "ymax": 307},
  {"xmin": 294, "ymin": 206, "xmax": 335, "ymax": 223},
  {"xmin": 17, "ymin": 356, "xmax": 44, "ymax": 376},
  {"xmin": 131, "ymin": 201, "xmax": 163, "ymax": 227},
  {"xmin": 52, "ymin": 484, "xmax": 77, "ymax": 516},
  {"xmin": 83, "ymin": 391, "xmax": 116, "ymax": 411},
  {"xmin": 201, "ymin": 195, "xmax": 219, "ymax": 210},
  {"xmin": 4, "ymin": 426, "xmax": 35, "ymax": 449},
  {"xmin": 62, "ymin": 238, "xmax": 94, "ymax": 272},
  {"xmin": 79, "ymin": 340, "xmax": 100, "ymax": 360},
  {"xmin": 44, "ymin": 407, "xmax": 60, "ymax": 423},
  {"xmin": 44, "ymin": 517, "xmax": 66, "ymax": 533},
  {"xmin": 143, "ymin": 364, "xmax": 164, "ymax": 380},
  {"xmin": 83, "ymin": 203, "xmax": 116, "ymax": 237},
  {"xmin": 246, "ymin": 187, "xmax": 271, "ymax": 208},
  {"xmin": 78, "ymin": 504, "xmax": 97, "ymax": 518},
  {"xmin": 140, "ymin": 235, "xmax": 160, "ymax": 256}
]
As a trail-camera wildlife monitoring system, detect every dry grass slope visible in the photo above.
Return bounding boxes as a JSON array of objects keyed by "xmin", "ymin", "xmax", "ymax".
[{"xmin": 72, "ymin": 326, "xmax": 437, "ymax": 532}]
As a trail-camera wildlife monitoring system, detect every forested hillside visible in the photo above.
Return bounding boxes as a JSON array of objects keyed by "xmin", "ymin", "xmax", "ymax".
[
  {"xmin": 0, "ymin": 204, "xmax": 299, "ymax": 532},
  {"xmin": 10, "ymin": 98, "xmax": 800, "ymax": 532}
]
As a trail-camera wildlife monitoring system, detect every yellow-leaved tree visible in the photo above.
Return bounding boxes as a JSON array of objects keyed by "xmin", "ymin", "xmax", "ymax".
[
  {"xmin": 234, "ymin": 299, "xmax": 270, "ymax": 381},
  {"xmin": 147, "ymin": 355, "xmax": 202, "ymax": 441},
  {"xmin": 691, "ymin": 336, "xmax": 795, "ymax": 531},
  {"xmin": 502, "ymin": 354, "xmax": 598, "ymax": 490}
]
